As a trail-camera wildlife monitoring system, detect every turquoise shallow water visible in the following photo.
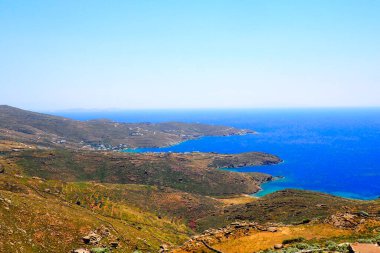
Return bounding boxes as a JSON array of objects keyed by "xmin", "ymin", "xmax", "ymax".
[{"xmin": 56, "ymin": 108, "xmax": 380, "ymax": 200}]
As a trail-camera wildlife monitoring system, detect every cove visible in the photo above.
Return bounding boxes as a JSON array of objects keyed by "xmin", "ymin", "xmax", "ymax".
[{"xmin": 61, "ymin": 108, "xmax": 380, "ymax": 200}]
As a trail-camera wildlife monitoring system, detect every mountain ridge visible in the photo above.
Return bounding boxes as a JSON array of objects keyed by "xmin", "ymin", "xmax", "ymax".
[{"xmin": 0, "ymin": 105, "xmax": 254, "ymax": 149}]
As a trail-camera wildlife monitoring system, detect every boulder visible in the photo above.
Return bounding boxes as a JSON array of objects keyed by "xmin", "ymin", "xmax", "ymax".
[
  {"xmin": 267, "ymin": 227, "xmax": 278, "ymax": 232},
  {"xmin": 325, "ymin": 213, "xmax": 360, "ymax": 229},
  {"xmin": 110, "ymin": 241, "xmax": 118, "ymax": 248},
  {"xmin": 159, "ymin": 244, "xmax": 169, "ymax": 252},
  {"xmin": 0, "ymin": 165, "xmax": 4, "ymax": 174},
  {"xmin": 274, "ymin": 244, "xmax": 283, "ymax": 249},
  {"xmin": 357, "ymin": 211, "xmax": 370, "ymax": 217},
  {"xmin": 349, "ymin": 243, "xmax": 380, "ymax": 253},
  {"xmin": 72, "ymin": 249, "xmax": 90, "ymax": 253},
  {"xmin": 82, "ymin": 232, "xmax": 102, "ymax": 245}
]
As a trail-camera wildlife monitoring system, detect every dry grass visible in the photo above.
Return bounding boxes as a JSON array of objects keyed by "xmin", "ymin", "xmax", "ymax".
[
  {"xmin": 172, "ymin": 224, "xmax": 356, "ymax": 253},
  {"xmin": 0, "ymin": 172, "xmax": 192, "ymax": 252},
  {"xmin": 216, "ymin": 195, "xmax": 257, "ymax": 206},
  {"xmin": 212, "ymin": 224, "xmax": 352, "ymax": 253},
  {"xmin": 0, "ymin": 140, "xmax": 36, "ymax": 151}
]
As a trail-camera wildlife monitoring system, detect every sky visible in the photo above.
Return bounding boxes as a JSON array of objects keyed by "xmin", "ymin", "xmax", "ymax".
[{"xmin": 0, "ymin": 0, "xmax": 379, "ymax": 111}]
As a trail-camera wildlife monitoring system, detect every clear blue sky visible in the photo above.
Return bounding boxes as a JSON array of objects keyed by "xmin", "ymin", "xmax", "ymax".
[{"xmin": 1, "ymin": 0, "xmax": 379, "ymax": 110}]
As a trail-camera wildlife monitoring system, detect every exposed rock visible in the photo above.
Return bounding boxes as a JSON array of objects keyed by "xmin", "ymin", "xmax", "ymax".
[
  {"xmin": 349, "ymin": 243, "xmax": 380, "ymax": 253},
  {"xmin": 274, "ymin": 244, "xmax": 284, "ymax": 249},
  {"xmin": 267, "ymin": 227, "xmax": 278, "ymax": 232},
  {"xmin": 110, "ymin": 241, "xmax": 118, "ymax": 248},
  {"xmin": 178, "ymin": 221, "xmax": 265, "ymax": 252},
  {"xmin": 0, "ymin": 165, "xmax": 4, "ymax": 174},
  {"xmin": 72, "ymin": 249, "xmax": 90, "ymax": 253},
  {"xmin": 159, "ymin": 244, "xmax": 169, "ymax": 252},
  {"xmin": 82, "ymin": 232, "xmax": 102, "ymax": 245},
  {"xmin": 357, "ymin": 211, "xmax": 370, "ymax": 217},
  {"xmin": 325, "ymin": 213, "xmax": 361, "ymax": 229},
  {"xmin": 97, "ymin": 226, "xmax": 110, "ymax": 237}
]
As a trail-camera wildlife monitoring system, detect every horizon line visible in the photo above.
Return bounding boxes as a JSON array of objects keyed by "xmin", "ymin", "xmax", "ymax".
[
  {"xmin": 43, "ymin": 106, "xmax": 380, "ymax": 113},
  {"xmin": 3, "ymin": 104, "xmax": 380, "ymax": 113}
]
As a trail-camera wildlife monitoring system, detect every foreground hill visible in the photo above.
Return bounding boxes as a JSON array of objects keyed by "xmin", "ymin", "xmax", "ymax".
[
  {"xmin": 0, "ymin": 168, "xmax": 212, "ymax": 252},
  {"xmin": 0, "ymin": 105, "xmax": 253, "ymax": 148},
  {"xmin": 1, "ymin": 152, "xmax": 380, "ymax": 252},
  {"xmin": 0, "ymin": 143, "xmax": 279, "ymax": 252},
  {"xmin": 176, "ymin": 190, "xmax": 380, "ymax": 253},
  {"xmin": 5, "ymin": 149, "xmax": 280, "ymax": 196}
]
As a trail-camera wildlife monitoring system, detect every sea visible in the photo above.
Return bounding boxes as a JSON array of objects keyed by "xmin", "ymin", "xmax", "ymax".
[{"xmin": 54, "ymin": 108, "xmax": 380, "ymax": 200}]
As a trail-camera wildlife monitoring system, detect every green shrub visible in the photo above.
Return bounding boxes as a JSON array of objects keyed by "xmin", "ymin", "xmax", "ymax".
[
  {"xmin": 262, "ymin": 250, "xmax": 276, "ymax": 253},
  {"xmin": 295, "ymin": 243, "xmax": 310, "ymax": 250},
  {"xmin": 282, "ymin": 237, "xmax": 305, "ymax": 245},
  {"xmin": 326, "ymin": 241, "xmax": 337, "ymax": 251},
  {"xmin": 358, "ymin": 238, "xmax": 374, "ymax": 243},
  {"xmin": 90, "ymin": 248, "xmax": 109, "ymax": 253},
  {"xmin": 336, "ymin": 244, "xmax": 350, "ymax": 253},
  {"xmin": 282, "ymin": 247, "xmax": 298, "ymax": 253}
]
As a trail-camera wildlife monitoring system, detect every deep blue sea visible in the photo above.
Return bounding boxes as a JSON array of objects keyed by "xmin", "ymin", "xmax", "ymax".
[{"xmin": 54, "ymin": 109, "xmax": 380, "ymax": 200}]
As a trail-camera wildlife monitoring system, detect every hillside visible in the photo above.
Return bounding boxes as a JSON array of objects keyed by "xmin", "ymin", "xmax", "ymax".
[
  {"xmin": 196, "ymin": 189, "xmax": 380, "ymax": 230},
  {"xmin": 2, "ymin": 163, "xmax": 380, "ymax": 253},
  {"xmin": 1, "ymin": 142, "xmax": 380, "ymax": 252},
  {"xmin": 175, "ymin": 190, "xmax": 380, "ymax": 253},
  {"xmin": 0, "ymin": 105, "xmax": 254, "ymax": 149},
  {"xmin": 5, "ymin": 149, "xmax": 280, "ymax": 196},
  {"xmin": 0, "ymin": 167, "xmax": 212, "ymax": 252}
]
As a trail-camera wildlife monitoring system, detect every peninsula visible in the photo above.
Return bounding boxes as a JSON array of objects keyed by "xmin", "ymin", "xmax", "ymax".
[{"xmin": 0, "ymin": 105, "xmax": 254, "ymax": 149}]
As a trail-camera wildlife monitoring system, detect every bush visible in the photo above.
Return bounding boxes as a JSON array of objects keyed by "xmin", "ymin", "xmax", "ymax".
[
  {"xmin": 282, "ymin": 247, "xmax": 298, "ymax": 253},
  {"xmin": 326, "ymin": 241, "xmax": 337, "ymax": 251},
  {"xmin": 358, "ymin": 238, "xmax": 374, "ymax": 243},
  {"xmin": 282, "ymin": 237, "xmax": 305, "ymax": 245},
  {"xmin": 295, "ymin": 243, "xmax": 310, "ymax": 250},
  {"xmin": 262, "ymin": 250, "xmax": 276, "ymax": 253},
  {"xmin": 90, "ymin": 248, "xmax": 109, "ymax": 253},
  {"xmin": 336, "ymin": 244, "xmax": 350, "ymax": 253}
]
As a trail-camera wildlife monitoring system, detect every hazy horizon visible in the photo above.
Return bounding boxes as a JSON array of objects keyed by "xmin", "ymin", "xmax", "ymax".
[
  {"xmin": 1, "ymin": 0, "xmax": 379, "ymax": 110},
  {"xmin": 4, "ymin": 104, "xmax": 380, "ymax": 114}
]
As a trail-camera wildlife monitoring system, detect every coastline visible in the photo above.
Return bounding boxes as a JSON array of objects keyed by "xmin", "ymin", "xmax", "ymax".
[
  {"xmin": 120, "ymin": 132, "xmax": 379, "ymax": 201},
  {"xmin": 121, "ymin": 132, "xmax": 257, "ymax": 152}
]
